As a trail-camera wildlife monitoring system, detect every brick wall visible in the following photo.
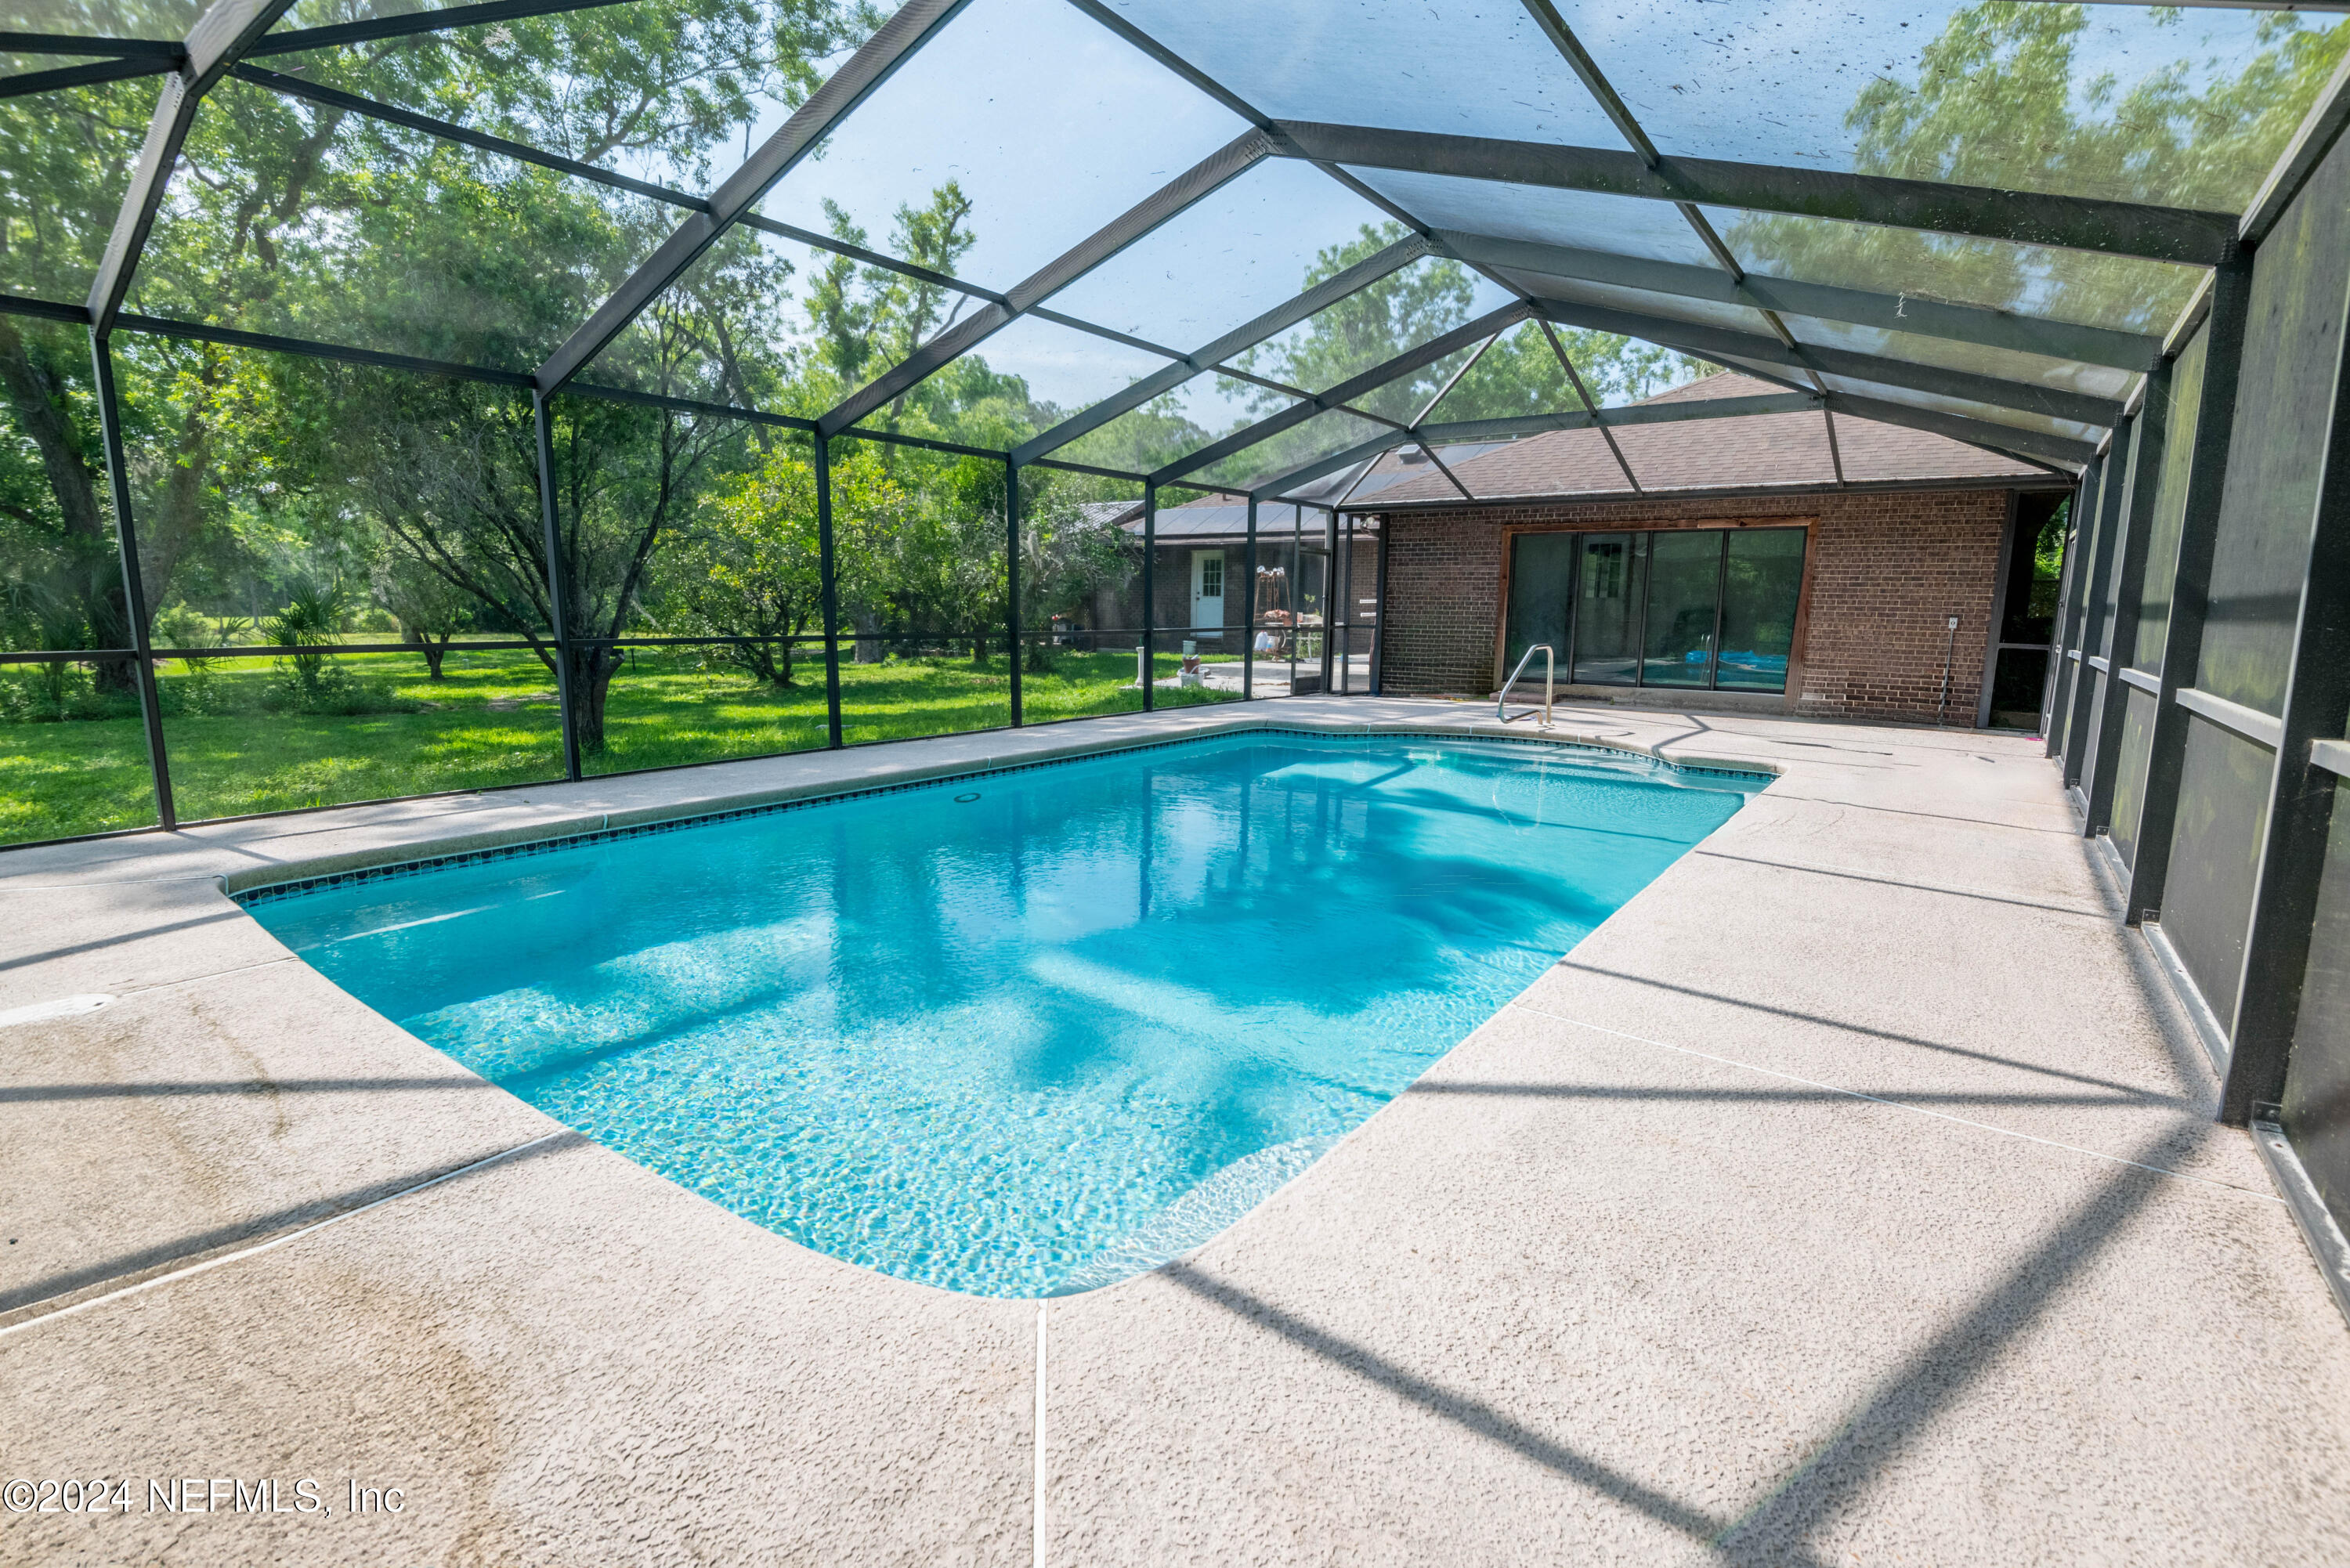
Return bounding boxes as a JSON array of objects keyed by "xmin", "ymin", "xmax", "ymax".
[{"xmin": 1375, "ymin": 488, "xmax": 2012, "ymax": 725}]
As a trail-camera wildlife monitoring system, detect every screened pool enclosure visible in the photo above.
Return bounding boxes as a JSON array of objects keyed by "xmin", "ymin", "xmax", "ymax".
[{"xmin": 9, "ymin": 0, "xmax": 2350, "ymax": 1285}]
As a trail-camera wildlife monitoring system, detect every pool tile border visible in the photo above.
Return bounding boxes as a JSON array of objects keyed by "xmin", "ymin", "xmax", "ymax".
[{"xmin": 228, "ymin": 725, "xmax": 1772, "ymax": 909}]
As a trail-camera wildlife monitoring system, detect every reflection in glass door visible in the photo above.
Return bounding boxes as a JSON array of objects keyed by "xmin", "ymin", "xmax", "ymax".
[
  {"xmin": 1569, "ymin": 533, "xmax": 1643, "ymax": 685},
  {"xmin": 1641, "ymin": 529, "xmax": 1725, "ymax": 687},
  {"xmin": 1716, "ymin": 529, "xmax": 1807, "ymax": 689},
  {"xmin": 1505, "ymin": 533, "xmax": 1577, "ymax": 679}
]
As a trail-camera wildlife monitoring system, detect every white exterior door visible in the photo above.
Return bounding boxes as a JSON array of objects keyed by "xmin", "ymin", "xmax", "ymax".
[{"xmin": 1190, "ymin": 549, "xmax": 1224, "ymax": 633}]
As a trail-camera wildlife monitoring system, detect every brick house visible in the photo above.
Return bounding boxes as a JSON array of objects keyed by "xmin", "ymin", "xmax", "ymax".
[{"xmin": 1350, "ymin": 372, "xmax": 2074, "ymax": 728}]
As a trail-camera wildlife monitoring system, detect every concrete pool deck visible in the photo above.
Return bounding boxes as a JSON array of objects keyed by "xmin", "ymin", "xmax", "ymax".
[{"xmin": 3, "ymin": 696, "xmax": 2345, "ymax": 1565}]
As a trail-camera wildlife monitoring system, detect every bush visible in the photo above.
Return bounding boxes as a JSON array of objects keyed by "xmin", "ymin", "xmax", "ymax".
[
  {"xmin": 261, "ymin": 660, "xmax": 421, "ymax": 716},
  {"xmin": 0, "ymin": 664, "xmax": 143, "ymax": 724},
  {"xmin": 153, "ymin": 603, "xmax": 215, "ymax": 651}
]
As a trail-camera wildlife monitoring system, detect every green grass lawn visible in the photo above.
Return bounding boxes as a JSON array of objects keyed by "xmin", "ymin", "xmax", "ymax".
[{"xmin": 0, "ymin": 646, "xmax": 1239, "ymax": 847}]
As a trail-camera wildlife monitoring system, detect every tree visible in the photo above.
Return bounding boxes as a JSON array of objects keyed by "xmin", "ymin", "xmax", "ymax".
[
  {"xmin": 0, "ymin": 70, "xmax": 155, "ymax": 688},
  {"xmin": 0, "ymin": 321, "xmax": 131, "ymax": 691},
  {"xmin": 1722, "ymin": 5, "xmax": 2350, "ymax": 333},
  {"xmin": 857, "ymin": 450, "xmax": 1011, "ymax": 665},
  {"xmin": 371, "ymin": 549, "xmax": 474, "ymax": 679},
  {"xmin": 348, "ymin": 366, "xmax": 747, "ymax": 754},
  {"xmin": 263, "ymin": 573, "xmax": 348, "ymax": 702},
  {"xmin": 37, "ymin": 0, "xmax": 875, "ymax": 642},
  {"xmin": 1431, "ymin": 320, "xmax": 1701, "ymax": 425},
  {"xmin": 1012, "ymin": 475, "xmax": 1136, "ymax": 670},
  {"xmin": 804, "ymin": 185, "xmax": 978, "ymax": 425},
  {"xmin": 1232, "ymin": 227, "xmax": 1480, "ymax": 425},
  {"xmin": 656, "ymin": 439, "xmax": 902, "ymax": 686},
  {"xmin": 1056, "ymin": 394, "xmax": 1209, "ymax": 475}
]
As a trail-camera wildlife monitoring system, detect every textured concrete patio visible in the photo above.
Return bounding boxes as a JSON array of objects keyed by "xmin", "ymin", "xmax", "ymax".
[{"xmin": 3, "ymin": 697, "xmax": 2345, "ymax": 1566}]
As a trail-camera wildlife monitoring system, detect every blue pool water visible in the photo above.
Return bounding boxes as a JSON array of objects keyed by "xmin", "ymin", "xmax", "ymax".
[{"xmin": 247, "ymin": 732, "xmax": 1754, "ymax": 1296}]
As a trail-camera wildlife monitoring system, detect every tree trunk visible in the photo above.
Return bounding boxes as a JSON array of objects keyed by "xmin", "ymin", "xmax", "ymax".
[
  {"xmin": 853, "ymin": 610, "xmax": 880, "ymax": 664},
  {"xmin": 424, "ymin": 634, "xmax": 448, "ymax": 679},
  {"xmin": 735, "ymin": 640, "xmax": 791, "ymax": 688},
  {"xmin": 565, "ymin": 645, "xmax": 622, "ymax": 756}
]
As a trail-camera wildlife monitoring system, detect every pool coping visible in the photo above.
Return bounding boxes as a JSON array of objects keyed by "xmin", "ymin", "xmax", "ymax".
[{"xmin": 216, "ymin": 713, "xmax": 1781, "ymax": 905}]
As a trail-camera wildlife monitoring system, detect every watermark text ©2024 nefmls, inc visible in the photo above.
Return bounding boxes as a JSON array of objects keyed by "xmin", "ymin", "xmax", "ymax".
[{"xmin": 4, "ymin": 1476, "xmax": 406, "ymax": 1518}]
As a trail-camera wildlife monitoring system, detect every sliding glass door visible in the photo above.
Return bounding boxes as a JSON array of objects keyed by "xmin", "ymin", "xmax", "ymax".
[
  {"xmin": 1641, "ymin": 529, "xmax": 1726, "ymax": 687},
  {"xmin": 1717, "ymin": 529, "xmax": 1808, "ymax": 690},
  {"xmin": 1503, "ymin": 525, "xmax": 1807, "ymax": 695},
  {"xmin": 1570, "ymin": 533, "xmax": 1643, "ymax": 685},
  {"xmin": 1503, "ymin": 532, "xmax": 1578, "ymax": 681}
]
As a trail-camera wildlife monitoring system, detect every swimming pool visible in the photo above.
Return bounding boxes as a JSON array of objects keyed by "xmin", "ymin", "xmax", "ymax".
[{"xmin": 245, "ymin": 731, "xmax": 1757, "ymax": 1296}]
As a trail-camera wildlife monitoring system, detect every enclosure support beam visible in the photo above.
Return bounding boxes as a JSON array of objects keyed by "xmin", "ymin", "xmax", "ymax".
[
  {"xmin": 1976, "ymin": 489, "xmax": 2021, "ymax": 729},
  {"xmin": 1539, "ymin": 320, "xmax": 1640, "ymax": 491},
  {"xmin": 535, "ymin": 0, "xmax": 968, "ymax": 394},
  {"xmin": 1287, "ymin": 505, "xmax": 1301, "ymax": 695},
  {"xmin": 1512, "ymin": 0, "xmax": 1857, "ymax": 382},
  {"xmin": 85, "ymin": 0, "xmax": 301, "ymax": 334},
  {"xmin": 1823, "ymin": 392, "xmax": 2100, "ymax": 470},
  {"xmin": 2039, "ymin": 476, "xmax": 2087, "ymax": 742},
  {"xmin": 1321, "ymin": 507, "xmax": 1337, "ymax": 695},
  {"xmin": 1250, "ymin": 435, "xmax": 1396, "ymax": 504},
  {"xmin": 233, "ymin": 64, "xmax": 710, "ymax": 211},
  {"xmin": 2126, "ymin": 256, "xmax": 2253, "ymax": 926},
  {"xmin": 819, "ymin": 130, "xmax": 1271, "ymax": 437},
  {"xmin": 1271, "ymin": 122, "xmax": 2239, "ymax": 265},
  {"xmin": 88, "ymin": 330, "xmax": 175, "ymax": 830},
  {"xmin": 1005, "ymin": 456, "xmax": 1022, "ymax": 727},
  {"xmin": 1153, "ymin": 304, "xmax": 1529, "ymax": 487},
  {"xmin": 2217, "ymin": 262, "xmax": 2350, "ymax": 1125},
  {"xmin": 817, "ymin": 433, "xmax": 844, "ymax": 750},
  {"xmin": 1, "ymin": 56, "xmax": 179, "ymax": 99},
  {"xmin": 2057, "ymin": 446, "xmax": 2112, "ymax": 783},
  {"xmin": 244, "ymin": 0, "xmax": 639, "ymax": 60},
  {"xmin": 1242, "ymin": 495, "xmax": 1258, "ymax": 702},
  {"xmin": 2240, "ymin": 45, "xmax": 2350, "ymax": 247},
  {"xmin": 1529, "ymin": 296, "xmax": 2123, "ymax": 428},
  {"xmin": 1340, "ymin": 512, "xmax": 1355, "ymax": 694},
  {"xmin": 532, "ymin": 389, "xmax": 582, "ymax": 782},
  {"xmin": 1440, "ymin": 231, "xmax": 2162, "ymax": 372},
  {"xmin": 1012, "ymin": 236, "xmax": 1433, "ymax": 465},
  {"xmin": 2062, "ymin": 428, "xmax": 2131, "ymax": 793},
  {"xmin": 2082, "ymin": 359, "xmax": 2171, "ymax": 836},
  {"xmin": 2044, "ymin": 458, "xmax": 2101, "ymax": 756},
  {"xmin": 1140, "ymin": 482, "xmax": 1156, "ymax": 712},
  {"xmin": 1249, "ymin": 387, "xmax": 2082, "ymax": 505}
]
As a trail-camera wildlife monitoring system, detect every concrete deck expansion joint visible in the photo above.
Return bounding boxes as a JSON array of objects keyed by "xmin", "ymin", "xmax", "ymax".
[{"xmin": 3, "ymin": 695, "xmax": 2347, "ymax": 1567}]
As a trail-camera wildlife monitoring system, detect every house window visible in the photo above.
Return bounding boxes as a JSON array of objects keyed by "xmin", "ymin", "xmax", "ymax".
[
  {"xmin": 1504, "ymin": 526, "xmax": 1806, "ymax": 694},
  {"xmin": 1198, "ymin": 555, "xmax": 1223, "ymax": 597}
]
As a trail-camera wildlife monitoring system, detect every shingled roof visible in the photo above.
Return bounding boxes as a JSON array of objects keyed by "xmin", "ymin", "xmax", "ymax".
[{"xmin": 1358, "ymin": 372, "xmax": 2051, "ymax": 509}]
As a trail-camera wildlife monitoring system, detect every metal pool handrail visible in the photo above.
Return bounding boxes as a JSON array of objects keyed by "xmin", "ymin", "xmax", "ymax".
[{"xmin": 1499, "ymin": 644, "xmax": 1555, "ymax": 728}]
